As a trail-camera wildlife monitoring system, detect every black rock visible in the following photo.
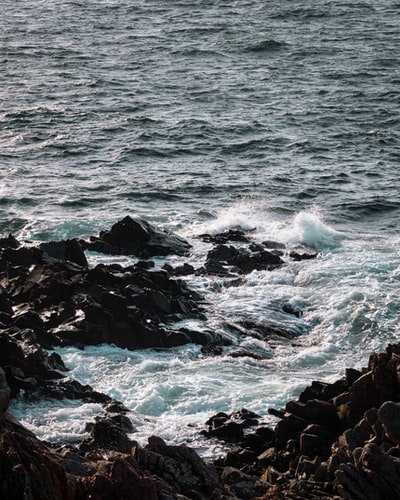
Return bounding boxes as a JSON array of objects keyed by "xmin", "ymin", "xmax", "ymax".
[
  {"xmin": 83, "ymin": 216, "xmax": 192, "ymax": 257},
  {"xmin": 205, "ymin": 244, "xmax": 284, "ymax": 275},
  {"xmin": 40, "ymin": 239, "xmax": 88, "ymax": 268},
  {"xmin": 199, "ymin": 229, "xmax": 251, "ymax": 244}
]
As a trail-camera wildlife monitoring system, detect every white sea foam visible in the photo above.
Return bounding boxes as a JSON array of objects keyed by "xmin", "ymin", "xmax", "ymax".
[
  {"xmin": 11, "ymin": 398, "xmax": 105, "ymax": 443},
  {"xmin": 192, "ymin": 201, "xmax": 343, "ymax": 252},
  {"xmin": 284, "ymin": 210, "xmax": 343, "ymax": 250}
]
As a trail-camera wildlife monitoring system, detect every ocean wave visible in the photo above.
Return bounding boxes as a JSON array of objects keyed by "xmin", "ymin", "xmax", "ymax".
[{"xmin": 244, "ymin": 39, "xmax": 286, "ymax": 52}]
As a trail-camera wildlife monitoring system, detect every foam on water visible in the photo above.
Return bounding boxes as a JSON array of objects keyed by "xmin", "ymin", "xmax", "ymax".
[
  {"xmin": 285, "ymin": 210, "xmax": 344, "ymax": 250},
  {"xmin": 10, "ymin": 398, "xmax": 105, "ymax": 443},
  {"xmin": 193, "ymin": 201, "xmax": 343, "ymax": 251}
]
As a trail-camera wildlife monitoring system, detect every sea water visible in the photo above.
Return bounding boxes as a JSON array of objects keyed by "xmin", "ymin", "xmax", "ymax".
[{"xmin": 2, "ymin": 0, "xmax": 400, "ymax": 457}]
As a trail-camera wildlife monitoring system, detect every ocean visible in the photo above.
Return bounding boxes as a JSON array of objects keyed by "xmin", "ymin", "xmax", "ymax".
[{"xmin": 2, "ymin": 0, "xmax": 400, "ymax": 458}]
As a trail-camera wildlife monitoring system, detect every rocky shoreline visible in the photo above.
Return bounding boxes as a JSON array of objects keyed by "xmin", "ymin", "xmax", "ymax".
[{"xmin": 1, "ymin": 217, "xmax": 400, "ymax": 499}]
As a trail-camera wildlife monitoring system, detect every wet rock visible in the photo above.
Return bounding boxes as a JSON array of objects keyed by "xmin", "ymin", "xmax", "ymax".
[
  {"xmin": 82, "ymin": 215, "xmax": 192, "ymax": 257},
  {"xmin": 200, "ymin": 343, "xmax": 223, "ymax": 356},
  {"xmin": 198, "ymin": 229, "xmax": 252, "ymax": 244},
  {"xmin": 162, "ymin": 262, "xmax": 195, "ymax": 276},
  {"xmin": 202, "ymin": 409, "xmax": 261, "ymax": 443},
  {"xmin": 85, "ymin": 415, "xmax": 134, "ymax": 454},
  {"xmin": 0, "ymin": 330, "xmax": 66, "ymax": 397},
  {"xmin": 40, "ymin": 239, "xmax": 88, "ymax": 267},
  {"xmin": 43, "ymin": 378, "xmax": 125, "ymax": 408},
  {"xmin": 137, "ymin": 435, "xmax": 221, "ymax": 498},
  {"xmin": 231, "ymin": 318, "xmax": 304, "ymax": 341},
  {"xmin": 289, "ymin": 250, "xmax": 318, "ymax": 261},
  {"xmin": 2, "ymin": 251, "xmax": 206, "ymax": 352},
  {"xmin": 2, "ymin": 246, "xmax": 43, "ymax": 268},
  {"xmin": 202, "ymin": 412, "xmax": 244, "ymax": 441},
  {"xmin": 0, "ymin": 367, "xmax": 11, "ymax": 420},
  {"xmin": 204, "ymin": 244, "xmax": 283, "ymax": 275},
  {"xmin": 0, "ymin": 233, "xmax": 20, "ymax": 249},
  {"xmin": 262, "ymin": 240, "xmax": 286, "ymax": 250}
]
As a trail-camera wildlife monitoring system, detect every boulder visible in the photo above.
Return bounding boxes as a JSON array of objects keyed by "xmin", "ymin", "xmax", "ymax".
[
  {"xmin": 84, "ymin": 416, "xmax": 134, "ymax": 454},
  {"xmin": 40, "ymin": 239, "xmax": 88, "ymax": 268},
  {"xmin": 83, "ymin": 216, "xmax": 192, "ymax": 257},
  {"xmin": 204, "ymin": 244, "xmax": 283, "ymax": 275},
  {"xmin": 198, "ymin": 229, "xmax": 251, "ymax": 244},
  {"xmin": 137, "ymin": 435, "xmax": 221, "ymax": 498},
  {"xmin": 0, "ymin": 431, "xmax": 78, "ymax": 500},
  {"xmin": 378, "ymin": 401, "xmax": 400, "ymax": 445},
  {"xmin": 202, "ymin": 409, "xmax": 261, "ymax": 442}
]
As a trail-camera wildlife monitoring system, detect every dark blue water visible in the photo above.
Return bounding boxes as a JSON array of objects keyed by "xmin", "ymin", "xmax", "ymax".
[{"xmin": 1, "ymin": 0, "xmax": 399, "ymax": 237}]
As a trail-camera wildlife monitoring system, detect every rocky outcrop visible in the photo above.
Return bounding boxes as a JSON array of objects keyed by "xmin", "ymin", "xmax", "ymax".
[
  {"xmin": 204, "ymin": 344, "xmax": 400, "ymax": 499},
  {"xmin": 197, "ymin": 229, "xmax": 317, "ymax": 276},
  {"xmin": 81, "ymin": 216, "xmax": 192, "ymax": 257},
  {"xmin": 0, "ymin": 228, "xmax": 209, "ymax": 353},
  {"xmin": 200, "ymin": 243, "xmax": 284, "ymax": 276}
]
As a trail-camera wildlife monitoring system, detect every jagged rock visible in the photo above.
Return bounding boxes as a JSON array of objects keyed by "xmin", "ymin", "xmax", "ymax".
[
  {"xmin": 57, "ymin": 447, "xmax": 97, "ymax": 477},
  {"xmin": 335, "ymin": 443, "xmax": 400, "ymax": 500},
  {"xmin": 204, "ymin": 244, "xmax": 283, "ymax": 275},
  {"xmin": 1, "ymin": 251, "xmax": 206, "ymax": 352},
  {"xmin": 84, "ymin": 416, "xmax": 134, "ymax": 454},
  {"xmin": 200, "ymin": 343, "xmax": 223, "ymax": 356},
  {"xmin": 378, "ymin": 401, "xmax": 400, "ymax": 445},
  {"xmin": 2, "ymin": 246, "xmax": 43, "ymax": 268},
  {"xmin": 289, "ymin": 250, "xmax": 318, "ymax": 261},
  {"xmin": 0, "ymin": 234, "xmax": 20, "ymax": 249},
  {"xmin": 241, "ymin": 426, "xmax": 275, "ymax": 454},
  {"xmin": 274, "ymin": 413, "xmax": 308, "ymax": 450},
  {"xmin": 40, "ymin": 239, "xmax": 88, "ymax": 267},
  {"xmin": 198, "ymin": 229, "xmax": 252, "ymax": 244},
  {"xmin": 202, "ymin": 409, "xmax": 260, "ymax": 442},
  {"xmin": 285, "ymin": 400, "xmax": 340, "ymax": 429},
  {"xmin": 0, "ymin": 330, "xmax": 66, "ymax": 397},
  {"xmin": 82, "ymin": 216, "xmax": 192, "ymax": 257},
  {"xmin": 0, "ymin": 431, "xmax": 78, "ymax": 500},
  {"xmin": 137, "ymin": 435, "xmax": 221, "ymax": 498},
  {"xmin": 0, "ymin": 367, "xmax": 10, "ymax": 420},
  {"xmin": 162, "ymin": 262, "xmax": 195, "ymax": 276},
  {"xmin": 231, "ymin": 318, "xmax": 304, "ymax": 341},
  {"xmin": 43, "ymin": 378, "xmax": 125, "ymax": 408},
  {"xmin": 202, "ymin": 412, "xmax": 244, "ymax": 441},
  {"xmin": 0, "ymin": 287, "xmax": 13, "ymax": 316},
  {"xmin": 221, "ymin": 466, "xmax": 270, "ymax": 498}
]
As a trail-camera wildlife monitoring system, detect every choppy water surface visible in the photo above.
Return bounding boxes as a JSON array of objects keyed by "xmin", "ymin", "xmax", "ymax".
[{"xmin": 3, "ymin": 0, "xmax": 400, "ymax": 454}]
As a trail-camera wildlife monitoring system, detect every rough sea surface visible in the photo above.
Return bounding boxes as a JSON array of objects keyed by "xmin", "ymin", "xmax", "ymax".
[{"xmin": 2, "ymin": 0, "xmax": 400, "ymax": 456}]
